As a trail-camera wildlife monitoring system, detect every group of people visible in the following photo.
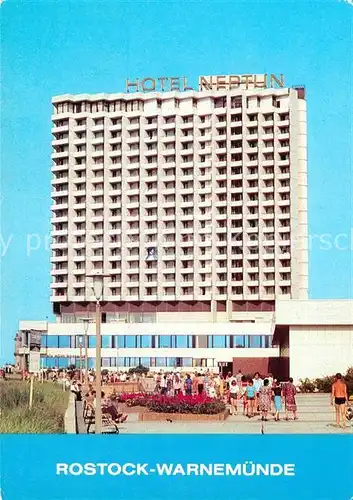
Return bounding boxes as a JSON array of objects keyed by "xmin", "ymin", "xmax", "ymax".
[
  {"xmin": 226, "ymin": 372, "xmax": 298, "ymax": 421},
  {"xmin": 152, "ymin": 370, "xmax": 299, "ymax": 421}
]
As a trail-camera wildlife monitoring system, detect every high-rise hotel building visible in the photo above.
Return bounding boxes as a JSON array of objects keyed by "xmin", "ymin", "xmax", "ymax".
[
  {"xmin": 22, "ymin": 74, "xmax": 349, "ymax": 381},
  {"xmin": 51, "ymin": 75, "xmax": 308, "ymax": 320}
]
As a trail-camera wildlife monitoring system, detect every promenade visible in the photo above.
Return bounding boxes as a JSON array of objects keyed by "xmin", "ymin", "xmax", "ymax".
[{"xmin": 118, "ymin": 394, "xmax": 353, "ymax": 435}]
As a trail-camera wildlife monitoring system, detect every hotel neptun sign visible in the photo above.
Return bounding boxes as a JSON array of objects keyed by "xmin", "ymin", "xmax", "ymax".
[{"xmin": 125, "ymin": 74, "xmax": 285, "ymax": 93}]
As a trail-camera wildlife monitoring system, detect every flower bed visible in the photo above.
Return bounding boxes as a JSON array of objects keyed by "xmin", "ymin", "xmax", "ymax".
[{"xmin": 118, "ymin": 392, "xmax": 226, "ymax": 415}]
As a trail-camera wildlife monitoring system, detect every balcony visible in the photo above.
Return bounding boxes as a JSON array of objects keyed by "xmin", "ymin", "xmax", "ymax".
[
  {"xmin": 109, "ymin": 123, "xmax": 122, "ymax": 132},
  {"xmin": 52, "ymin": 164, "xmax": 69, "ymax": 173},
  {"xmin": 263, "ymin": 199, "xmax": 275, "ymax": 207},
  {"xmin": 52, "ymin": 138, "xmax": 69, "ymax": 147},
  {"xmin": 51, "ymin": 229, "xmax": 68, "ymax": 237},
  {"xmin": 246, "ymin": 200, "xmax": 259, "ymax": 207},
  {"xmin": 51, "ymin": 255, "xmax": 68, "ymax": 263},
  {"xmin": 72, "ymin": 255, "xmax": 85, "ymax": 262},
  {"xmin": 74, "ymin": 163, "xmax": 87, "ymax": 172},
  {"xmin": 278, "ymin": 199, "xmax": 290, "ymax": 207},
  {"xmin": 162, "ymin": 254, "xmax": 176, "ymax": 261},
  {"xmin": 51, "ymin": 268, "xmax": 68, "ymax": 275},
  {"xmin": 52, "ymin": 151, "xmax": 69, "ymax": 160},
  {"xmin": 52, "ymin": 215, "xmax": 68, "ymax": 223},
  {"xmin": 51, "ymin": 202, "xmax": 68, "ymax": 211},
  {"xmin": 278, "ymin": 185, "xmax": 290, "ymax": 194},
  {"xmin": 50, "ymin": 281, "xmax": 68, "ymax": 288}
]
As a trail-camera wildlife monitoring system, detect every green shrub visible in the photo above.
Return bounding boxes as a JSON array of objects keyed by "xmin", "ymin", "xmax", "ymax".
[
  {"xmin": 0, "ymin": 380, "xmax": 69, "ymax": 434},
  {"xmin": 315, "ymin": 375, "xmax": 335, "ymax": 393},
  {"xmin": 344, "ymin": 367, "xmax": 353, "ymax": 397},
  {"xmin": 299, "ymin": 378, "xmax": 316, "ymax": 393}
]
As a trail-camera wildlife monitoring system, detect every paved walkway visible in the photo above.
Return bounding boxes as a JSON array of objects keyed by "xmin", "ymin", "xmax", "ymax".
[{"xmin": 118, "ymin": 394, "xmax": 353, "ymax": 434}]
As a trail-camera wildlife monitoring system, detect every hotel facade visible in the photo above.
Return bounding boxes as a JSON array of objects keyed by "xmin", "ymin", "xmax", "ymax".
[{"xmin": 14, "ymin": 75, "xmax": 353, "ymax": 381}]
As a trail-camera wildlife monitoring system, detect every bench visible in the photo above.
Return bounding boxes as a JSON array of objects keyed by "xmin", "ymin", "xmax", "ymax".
[{"xmin": 83, "ymin": 401, "xmax": 120, "ymax": 434}]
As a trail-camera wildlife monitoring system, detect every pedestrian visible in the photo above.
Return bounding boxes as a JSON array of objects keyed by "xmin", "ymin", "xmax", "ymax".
[
  {"xmin": 226, "ymin": 371, "xmax": 234, "ymax": 391},
  {"xmin": 245, "ymin": 379, "xmax": 256, "ymax": 418},
  {"xmin": 283, "ymin": 377, "xmax": 298, "ymax": 420},
  {"xmin": 192, "ymin": 373, "xmax": 198, "ymax": 395},
  {"xmin": 70, "ymin": 380, "xmax": 82, "ymax": 401},
  {"xmin": 240, "ymin": 376, "xmax": 248, "ymax": 415},
  {"xmin": 272, "ymin": 381, "xmax": 283, "ymax": 421},
  {"xmin": 267, "ymin": 373, "xmax": 274, "ymax": 388},
  {"xmin": 235, "ymin": 369, "xmax": 243, "ymax": 385},
  {"xmin": 154, "ymin": 372, "xmax": 161, "ymax": 393},
  {"xmin": 229, "ymin": 380, "xmax": 240, "ymax": 415},
  {"xmin": 173, "ymin": 373, "xmax": 182, "ymax": 396},
  {"xmin": 253, "ymin": 372, "xmax": 264, "ymax": 414},
  {"xmin": 258, "ymin": 379, "xmax": 272, "ymax": 421},
  {"xmin": 197, "ymin": 373, "xmax": 204, "ymax": 395},
  {"xmin": 160, "ymin": 375, "xmax": 168, "ymax": 395},
  {"xmin": 331, "ymin": 373, "xmax": 348, "ymax": 428},
  {"xmin": 184, "ymin": 374, "xmax": 192, "ymax": 396}
]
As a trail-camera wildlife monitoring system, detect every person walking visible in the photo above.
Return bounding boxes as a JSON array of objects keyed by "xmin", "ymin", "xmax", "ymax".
[
  {"xmin": 331, "ymin": 373, "xmax": 348, "ymax": 428},
  {"xmin": 235, "ymin": 369, "xmax": 243, "ymax": 385},
  {"xmin": 160, "ymin": 375, "xmax": 168, "ymax": 395},
  {"xmin": 184, "ymin": 374, "xmax": 192, "ymax": 396},
  {"xmin": 197, "ymin": 373, "xmax": 204, "ymax": 395},
  {"xmin": 258, "ymin": 379, "xmax": 272, "ymax": 421},
  {"xmin": 253, "ymin": 372, "xmax": 264, "ymax": 414},
  {"xmin": 173, "ymin": 373, "xmax": 182, "ymax": 396},
  {"xmin": 240, "ymin": 376, "xmax": 248, "ymax": 416},
  {"xmin": 229, "ymin": 380, "xmax": 240, "ymax": 415},
  {"xmin": 283, "ymin": 377, "xmax": 298, "ymax": 420},
  {"xmin": 70, "ymin": 380, "xmax": 82, "ymax": 401},
  {"xmin": 245, "ymin": 379, "xmax": 256, "ymax": 418},
  {"xmin": 272, "ymin": 381, "xmax": 283, "ymax": 421},
  {"xmin": 191, "ymin": 373, "xmax": 197, "ymax": 395}
]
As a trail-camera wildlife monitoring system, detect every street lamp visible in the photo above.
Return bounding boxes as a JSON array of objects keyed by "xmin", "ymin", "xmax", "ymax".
[
  {"xmin": 86, "ymin": 272, "xmax": 110, "ymax": 435},
  {"xmin": 81, "ymin": 318, "xmax": 91, "ymax": 387},
  {"xmin": 78, "ymin": 336, "xmax": 84, "ymax": 384}
]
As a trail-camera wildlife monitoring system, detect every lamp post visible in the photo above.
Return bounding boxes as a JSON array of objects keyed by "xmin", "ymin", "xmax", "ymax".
[
  {"xmin": 87, "ymin": 272, "xmax": 110, "ymax": 435},
  {"xmin": 81, "ymin": 318, "xmax": 91, "ymax": 387},
  {"xmin": 78, "ymin": 336, "xmax": 83, "ymax": 384}
]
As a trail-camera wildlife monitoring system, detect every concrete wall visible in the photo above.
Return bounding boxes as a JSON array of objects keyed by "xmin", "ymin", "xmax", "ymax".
[
  {"xmin": 289, "ymin": 325, "xmax": 353, "ymax": 382},
  {"xmin": 20, "ymin": 320, "xmax": 274, "ymax": 335},
  {"xmin": 64, "ymin": 392, "xmax": 77, "ymax": 434},
  {"xmin": 276, "ymin": 300, "xmax": 353, "ymax": 325}
]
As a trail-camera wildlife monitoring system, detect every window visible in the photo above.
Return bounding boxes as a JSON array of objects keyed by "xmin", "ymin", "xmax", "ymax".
[
  {"xmin": 88, "ymin": 336, "xmax": 96, "ymax": 348},
  {"xmin": 125, "ymin": 335, "xmax": 136, "ymax": 348},
  {"xmin": 58, "ymin": 336, "xmax": 70, "ymax": 348},
  {"xmin": 249, "ymin": 335, "xmax": 261, "ymax": 348},
  {"xmin": 208, "ymin": 336, "xmax": 230, "ymax": 348},
  {"xmin": 102, "ymin": 336, "xmax": 111, "ymax": 348},
  {"xmin": 156, "ymin": 357, "xmax": 166, "ymax": 367},
  {"xmin": 234, "ymin": 335, "xmax": 245, "ymax": 348},
  {"xmin": 141, "ymin": 357, "xmax": 151, "ymax": 367},
  {"xmin": 175, "ymin": 335, "xmax": 193, "ymax": 348},
  {"xmin": 158, "ymin": 335, "xmax": 171, "ymax": 348},
  {"xmin": 46, "ymin": 336, "xmax": 59, "ymax": 348},
  {"xmin": 138, "ymin": 335, "xmax": 152, "ymax": 348}
]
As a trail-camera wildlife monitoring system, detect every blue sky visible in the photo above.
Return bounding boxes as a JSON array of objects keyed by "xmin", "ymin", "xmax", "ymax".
[{"xmin": 1, "ymin": 0, "xmax": 352, "ymax": 363}]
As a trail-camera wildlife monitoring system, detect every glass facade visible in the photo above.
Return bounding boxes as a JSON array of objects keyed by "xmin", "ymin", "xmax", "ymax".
[{"xmin": 39, "ymin": 334, "xmax": 273, "ymax": 350}]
